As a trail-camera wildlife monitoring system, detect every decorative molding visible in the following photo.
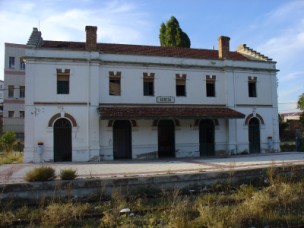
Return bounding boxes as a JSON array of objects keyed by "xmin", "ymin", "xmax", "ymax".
[
  {"xmin": 48, "ymin": 113, "xmax": 78, "ymax": 127},
  {"xmin": 237, "ymin": 44, "xmax": 272, "ymax": 62},
  {"xmin": 245, "ymin": 113, "xmax": 264, "ymax": 125},
  {"xmin": 107, "ymin": 119, "xmax": 137, "ymax": 127},
  {"xmin": 194, "ymin": 118, "xmax": 219, "ymax": 126}
]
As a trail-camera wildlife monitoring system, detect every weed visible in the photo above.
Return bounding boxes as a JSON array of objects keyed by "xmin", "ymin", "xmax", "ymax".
[
  {"xmin": 41, "ymin": 202, "xmax": 90, "ymax": 227},
  {"xmin": 60, "ymin": 168, "xmax": 77, "ymax": 180},
  {"xmin": 0, "ymin": 152, "xmax": 23, "ymax": 164},
  {"xmin": 24, "ymin": 166, "xmax": 56, "ymax": 182}
]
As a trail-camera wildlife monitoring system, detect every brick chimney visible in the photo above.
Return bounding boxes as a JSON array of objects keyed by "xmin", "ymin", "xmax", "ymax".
[
  {"xmin": 218, "ymin": 36, "xmax": 230, "ymax": 59},
  {"xmin": 85, "ymin": 26, "xmax": 97, "ymax": 51}
]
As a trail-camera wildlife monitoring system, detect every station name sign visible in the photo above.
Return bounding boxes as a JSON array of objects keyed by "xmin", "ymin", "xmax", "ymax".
[{"xmin": 156, "ymin": 96, "xmax": 175, "ymax": 103}]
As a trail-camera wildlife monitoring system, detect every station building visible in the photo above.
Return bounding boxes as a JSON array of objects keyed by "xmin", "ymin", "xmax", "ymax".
[{"xmin": 24, "ymin": 26, "xmax": 280, "ymax": 162}]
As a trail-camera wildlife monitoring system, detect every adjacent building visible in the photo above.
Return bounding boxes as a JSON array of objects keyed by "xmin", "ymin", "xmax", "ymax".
[
  {"xmin": 3, "ymin": 43, "xmax": 26, "ymax": 140},
  {"xmin": 24, "ymin": 26, "xmax": 280, "ymax": 163}
]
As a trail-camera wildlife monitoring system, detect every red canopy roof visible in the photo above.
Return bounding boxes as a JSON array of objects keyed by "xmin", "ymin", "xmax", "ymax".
[{"xmin": 98, "ymin": 104, "xmax": 245, "ymax": 120}]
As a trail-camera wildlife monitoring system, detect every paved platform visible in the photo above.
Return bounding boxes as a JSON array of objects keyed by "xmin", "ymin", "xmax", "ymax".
[{"xmin": 1, "ymin": 152, "xmax": 304, "ymax": 184}]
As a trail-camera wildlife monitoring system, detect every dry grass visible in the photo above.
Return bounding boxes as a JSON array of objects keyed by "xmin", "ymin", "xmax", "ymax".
[
  {"xmin": 59, "ymin": 168, "xmax": 77, "ymax": 180},
  {"xmin": 0, "ymin": 152, "xmax": 23, "ymax": 164},
  {"xmin": 2, "ymin": 165, "xmax": 304, "ymax": 227},
  {"xmin": 24, "ymin": 166, "xmax": 56, "ymax": 182}
]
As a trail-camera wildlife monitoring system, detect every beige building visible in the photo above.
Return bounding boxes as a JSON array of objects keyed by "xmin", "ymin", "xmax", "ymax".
[{"xmin": 3, "ymin": 43, "xmax": 26, "ymax": 140}]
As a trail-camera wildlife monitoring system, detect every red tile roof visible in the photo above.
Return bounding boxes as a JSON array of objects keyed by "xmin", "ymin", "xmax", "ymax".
[
  {"xmin": 98, "ymin": 104, "xmax": 245, "ymax": 119},
  {"xmin": 41, "ymin": 41, "xmax": 250, "ymax": 61}
]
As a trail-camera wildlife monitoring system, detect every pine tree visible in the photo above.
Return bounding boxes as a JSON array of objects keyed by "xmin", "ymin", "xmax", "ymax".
[{"xmin": 159, "ymin": 16, "xmax": 191, "ymax": 48}]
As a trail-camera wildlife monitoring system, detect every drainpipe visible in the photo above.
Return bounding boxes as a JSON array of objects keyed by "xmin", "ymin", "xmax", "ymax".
[{"xmin": 88, "ymin": 58, "xmax": 91, "ymax": 160}]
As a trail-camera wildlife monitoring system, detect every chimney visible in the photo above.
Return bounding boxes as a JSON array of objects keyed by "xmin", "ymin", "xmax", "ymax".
[
  {"xmin": 218, "ymin": 36, "xmax": 230, "ymax": 59},
  {"xmin": 85, "ymin": 26, "xmax": 97, "ymax": 51}
]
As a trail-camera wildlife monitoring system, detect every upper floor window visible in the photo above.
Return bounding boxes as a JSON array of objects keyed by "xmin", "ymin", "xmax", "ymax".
[
  {"xmin": 109, "ymin": 71, "xmax": 121, "ymax": 96},
  {"xmin": 19, "ymin": 111, "xmax": 25, "ymax": 118},
  {"xmin": 206, "ymin": 75, "xmax": 216, "ymax": 97},
  {"xmin": 9, "ymin": 57, "xmax": 15, "ymax": 69},
  {"xmin": 8, "ymin": 85, "xmax": 14, "ymax": 98},
  {"xmin": 248, "ymin": 76, "xmax": 257, "ymax": 97},
  {"xmin": 8, "ymin": 111, "xmax": 14, "ymax": 118},
  {"xmin": 19, "ymin": 86, "xmax": 25, "ymax": 98},
  {"xmin": 57, "ymin": 69, "xmax": 70, "ymax": 94},
  {"xmin": 176, "ymin": 74, "xmax": 186, "ymax": 97},
  {"xmin": 20, "ymin": 58, "xmax": 25, "ymax": 70},
  {"xmin": 143, "ymin": 72, "xmax": 154, "ymax": 96}
]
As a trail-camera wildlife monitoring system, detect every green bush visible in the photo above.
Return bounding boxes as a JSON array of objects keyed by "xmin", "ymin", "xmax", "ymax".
[
  {"xmin": 0, "ymin": 132, "xmax": 16, "ymax": 153},
  {"xmin": 24, "ymin": 166, "xmax": 56, "ymax": 182},
  {"xmin": 60, "ymin": 168, "xmax": 77, "ymax": 180}
]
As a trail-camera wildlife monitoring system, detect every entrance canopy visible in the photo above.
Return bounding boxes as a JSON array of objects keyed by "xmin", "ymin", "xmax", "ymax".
[{"xmin": 98, "ymin": 104, "xmax": 245, "ymax": 120}]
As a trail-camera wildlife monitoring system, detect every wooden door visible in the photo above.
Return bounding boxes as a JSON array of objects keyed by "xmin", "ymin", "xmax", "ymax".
[
  {"xmin": 113, "ymin": 120, "xmax": 132, "ymax": 159},
  {"xmin": 54, "ymin": 118, "xmax": 72, "ymax": 162},
  {"xmin": 158, "ymin": 120, "xmax": 175, "ymax": 158},
  {"xmin": 199, "ymin": 119, "xmax": 215, "ymax": 156},
  {"xmin": 249, "ymin": 117, "xmax": 260, "ymax": 153}
]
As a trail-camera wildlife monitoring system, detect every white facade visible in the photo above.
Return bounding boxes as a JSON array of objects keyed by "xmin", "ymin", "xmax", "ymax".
[
  {"xmin": 24, "ymin": 26, "xmax": 280, "ymax": 163},
  {"xmin": 3, "ymin": 43, "xmax": 26, "ymax": 139}
]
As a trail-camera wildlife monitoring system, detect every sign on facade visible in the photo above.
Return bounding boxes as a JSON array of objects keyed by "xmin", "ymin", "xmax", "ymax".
[{"xmin": 156, "ymin": 96, "xmax": 175, "ymax": 103}]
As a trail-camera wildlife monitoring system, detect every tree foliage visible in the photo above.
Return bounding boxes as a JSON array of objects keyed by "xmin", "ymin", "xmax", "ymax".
[
  {"xmin": 297, "ymin": 93, "xmax": 304, "ymax": 111},
  {"xmin": 159, "ymin": 16, "xmax": 191, "ymax": 48},
  {"xmin": 297, "ymin": 94, "xmax": 304, "ymax": 130},
  {"xmin": 0, "ymin": 131, "xmax": 17, "ymax": 153}
]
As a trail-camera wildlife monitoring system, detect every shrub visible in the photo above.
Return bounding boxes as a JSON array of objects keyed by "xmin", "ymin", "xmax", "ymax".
[
  {"xmin": 60, "ymin": 168, "xmax": 77, "ymax": 180},
  {"xmin": 0, "ymin": 132, "xmax": 16, "ymax": 153},
  {"xmin": 24, "ymin": 166, "xmax": 56, "ymax": 182}
]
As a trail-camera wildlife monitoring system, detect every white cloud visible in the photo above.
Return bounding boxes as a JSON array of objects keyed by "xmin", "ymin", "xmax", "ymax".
[{"xmin": 0, "ymin": 0, "xmax": 154, "ymax": 80}]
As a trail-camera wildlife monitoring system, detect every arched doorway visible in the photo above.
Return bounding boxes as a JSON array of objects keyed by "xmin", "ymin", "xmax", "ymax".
[
  {"xmin": 113, "ymin": 120, "xmax": 132, "ymax": 159},
  {"xmin": 158, "ymin": 120, "xmax": 175, "ymax": 158},
  {"xmin": 54, "ymin": 118, "xmax": 72, "ymax": 162},
  {"xmin": 199, "ymin": 119, "xmax": 215, "ymax": 156},
  {"xmin": 249, "ymin": 117, "xmax": 260, "ymax": 153}
]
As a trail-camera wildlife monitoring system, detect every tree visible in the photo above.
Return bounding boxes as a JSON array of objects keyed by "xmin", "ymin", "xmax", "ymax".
[
  {"xmin": 0, "ymin": 131, "xmax": 17, "ymax": 153},
  {"xmin": 297, "ymin": 94, "xmax": 304, "ymax": 127},
  {"xmin": 159, "ymin": 16, "xmax": 191, "ymax": 48},
  {"xmin": 297, "ymin": 93, "xmax": 304, "ymax": 111}
]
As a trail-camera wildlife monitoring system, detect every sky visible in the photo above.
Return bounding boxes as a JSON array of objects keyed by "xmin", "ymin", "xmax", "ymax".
[{"xmin": 0, "ymin": 0, "xmax": 303, "ymax": 113}]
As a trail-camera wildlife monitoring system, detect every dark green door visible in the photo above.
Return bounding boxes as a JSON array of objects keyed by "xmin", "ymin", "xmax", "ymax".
[
  {"xmin": 113, "ymin": 120, "xmax": 132, "ymax": 159},
  {"xmin": 54, "ymin": 118, "xmax": 72, "ymax": 162},
  {"xmin": 249, "ymin": 117, "xmax": 260, "ymax": 153},
  {"xmin": 199, "ymin": 119, "xmax": 215, "ymax": 156},
  {"xmin": 158, "ymin": 120, "xmax": 175, "ymax": 158}
]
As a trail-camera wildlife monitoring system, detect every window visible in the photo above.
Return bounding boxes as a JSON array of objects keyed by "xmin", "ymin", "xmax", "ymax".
[
  {"xmin": 8, "ymin": 111, "xmax": 14, "ymax": 118},
  {"xmin": 20, "ymin": 58, "xmax": 25, "ymax": 70},
  {"xmin": 176, "ymin": 74, "xmax": 186, "ymax": 96},
  {"xmin": 143, "ymin": 73, "xmax": 154, "ymax": 96},
  {"xmin": 9, "ymin": 57, "xmax": 15, "ymax": 68},
  {"xmin": 8, "ymin": 85, "xmax": 14, "ymax": 98},
  {"xmin": 19, "ymin": 111, "xmax": 25, "ymax": 118},
  {"xmin": 19, "ymin": 86, "xmax": 25, "ymax": 98},
  {"xmin": 206, "ymin": 75, "xmax": 216, "ymax": 97},
  {"xmin": 109, "ymin": 71, "xmax": 121, "ymax": 96},
  {"xmin": 248, "ymin": 76, "xmax": 257, "ymax": 97},
  {"xmin": 57, "ymin": 69, "xmax": 70, "ymax": 94}
]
